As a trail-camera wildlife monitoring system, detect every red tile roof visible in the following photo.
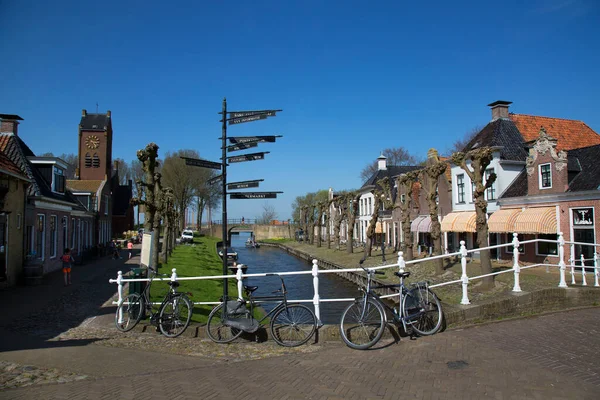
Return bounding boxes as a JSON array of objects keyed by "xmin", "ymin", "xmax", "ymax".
[
  {"xmin": 0, "ymin": 151, "xmax": 28, "ymax": 180},
  {"xmin": 510, "ymin": 113, "xmax": 600, "ymax": 151}
]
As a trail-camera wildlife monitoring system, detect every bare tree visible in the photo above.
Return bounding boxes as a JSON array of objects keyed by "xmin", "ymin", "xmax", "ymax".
[
  {"xmin": 257, "ymin": 203, "xmax": 277, "ymax": 224},
  {"xmin": 447, "ymin": 125, "xmax": 484, "ymax": 154},
  {"xmin": 360, "ymin": 147, "xmax": 419, "ymax": 182},
  {"xmin": 344, "ymin": 192, "xmax": 361, "ymax": 254},
  {"xmin": 451, "ymin": 147, "xmax": 497, "ymax": 289},
  {"xmin": 161, "ymin": 149, "xmax": 200, "ymax": 231},
  {"xmin": 59, "ymin": 153, "xmax": 78, "ymax": 178},
  {"xmin": 114, "ymin": 158, "xmax": 132, "ymax": 185},
  {"xmin": 331, "ymin": 194, "xmax": 346, "ymax": 250},
  {"xmin": 419, "ymin": 150, "xmax": 448, "ymax": 275},
  {"xmin": 192, "ymin": 168, "xmax": 221, "ymax": 230},
  {"xmin": 397, "ymin": 171, "xmax": 420, "ymax": 261}
]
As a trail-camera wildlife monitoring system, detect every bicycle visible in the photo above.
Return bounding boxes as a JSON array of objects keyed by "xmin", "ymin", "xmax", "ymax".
[
  {"xmin": 206, "ymin": 274, "xmax": 317, "ymax": 347},
  {"xmin": 115, "ymin": 267, "xmax": 193, "ymax": 338},
  {"xmin": 339, "ymin": 261, "xmax": 443, "ymax": 350}
]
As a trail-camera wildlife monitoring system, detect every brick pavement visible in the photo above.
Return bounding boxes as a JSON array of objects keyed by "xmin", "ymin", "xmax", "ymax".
[{"xmin": 2, "ymin": 308, "xmax": 600, "ymax": 399}]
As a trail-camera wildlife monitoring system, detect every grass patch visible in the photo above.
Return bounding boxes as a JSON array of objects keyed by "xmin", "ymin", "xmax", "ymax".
[{"xmin": 148, "ymin": 235, "xmax": 236, "ymax": 323}]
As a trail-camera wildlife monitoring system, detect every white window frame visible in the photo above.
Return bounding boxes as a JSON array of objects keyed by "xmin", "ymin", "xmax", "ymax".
[
  {"xmin": 36, "ymin": 214, "xmax": 45, "ymax": 260},
  {"xmin": 456, "ymin": 174, "xmax": 465, "ymax": 204},
  {"xmin": 539, "ymin": 163, "xmax": 552, "ymax": 189},
  {"xmin": 485, "ymin": 168, "xmax": 496, "ymax": 200},
  {"xmin": 50, "ymin": 215, "xmax": 57, "ymax": 258},
  {"xmin": 52, "ymin": 166, "xmax": 65, "ymax": 194}
]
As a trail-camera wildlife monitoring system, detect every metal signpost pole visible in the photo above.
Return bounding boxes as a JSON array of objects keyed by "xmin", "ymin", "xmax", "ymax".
[{"xmin": 221, "ymin": 98, "xmax": 228, "ymax": 301}]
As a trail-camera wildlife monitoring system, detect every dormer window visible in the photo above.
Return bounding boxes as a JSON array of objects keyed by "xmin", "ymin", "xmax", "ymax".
[
  {"xmin": 539, "ymin": 163, "xmax": 552, "ymax": 189},
  {"xmin": 53, "ymin": 166, "xmax": 65, "ymax": 193}
]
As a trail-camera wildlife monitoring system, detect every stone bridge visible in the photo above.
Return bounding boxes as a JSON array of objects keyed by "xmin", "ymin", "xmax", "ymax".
[{"xmin": 206, "ymin": 224, "xmax": 294, "ymax": 242}]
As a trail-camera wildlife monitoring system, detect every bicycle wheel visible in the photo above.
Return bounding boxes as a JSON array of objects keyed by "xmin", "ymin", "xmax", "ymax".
[
  {"xmin": 206, "ymin": 302, "xmax": 244, "ymax": 344},
  {"xmin": 339, "ymin": 297, "xmax": 385, "ymax": 350},
  {"xmin": 159, "ymin": 295, "xmax": 193, "ymax": 338},
  {"xmin": 403, "ymin": 287, "xmax": 443, "ymax": 336},
  {"xmin": 270, "ymin": 304, "xmax": 317, "ymax": 347},
  {"xmin": 115, "ymin": 294, "xmax": 144, "ymax": 332}
]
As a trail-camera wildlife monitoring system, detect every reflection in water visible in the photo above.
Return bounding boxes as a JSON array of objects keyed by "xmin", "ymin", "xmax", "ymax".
[{"xmin": 229, "ymin": 233, "xmax": 359, "ymax": 324}]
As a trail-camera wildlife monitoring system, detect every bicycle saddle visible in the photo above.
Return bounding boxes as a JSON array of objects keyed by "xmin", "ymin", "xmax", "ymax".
[
  {"xmin": 394, "ymin": 271, "xmax": 411, "ymax": 279},
  {"xmin": 243, "ymin": 285, "xmax": 258, "ymax": 293},
  {"xmin": 168, "ymin": 281, "xmax": 180, "ymax": 288}
]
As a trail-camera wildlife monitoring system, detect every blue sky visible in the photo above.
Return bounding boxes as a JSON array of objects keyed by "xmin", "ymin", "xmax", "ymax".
[{"xmin": 2, "ymin": 0, "xmax": 599, "ymax": 220}]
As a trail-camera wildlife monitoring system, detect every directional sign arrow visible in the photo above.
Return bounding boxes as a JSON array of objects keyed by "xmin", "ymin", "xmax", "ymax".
[
  {"xmin": 228, "ymin": 135, "xmax": 282, "ymax": 144},
  {"xmin": 208, "ymin": 174, "xmax": 223, "ymax": 185},
  {"xmin": 226, "ymin": 152, "xmax": 270, "ymax": 163},
  {"xmin": 229, "ymin": 191, "xmax": 283, "ymax": 199},
  {"xmin": 227, "ymin": 179, "xmax": 264, "ymax": 190},
  {"xmin": 226, "ymin": 141, "xmax": 259, "ymax": 152},
  {"xmin": 181, "ymin": 157, "xmax": 222, "ymax": 170},
  {"xmin": 228, "ymin": 110, "xmax": 281, "ymax": 118},
  {"xmin": 228, "ymin": 114, "xmax": 268, "ymax": 125}
]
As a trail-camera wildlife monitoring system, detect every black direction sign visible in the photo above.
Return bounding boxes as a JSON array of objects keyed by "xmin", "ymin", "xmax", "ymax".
[
  {"xmin": 208, "ymin": 174, "xmax": 223, "ymax": 185},
  {"xmin": 181, "ymin": 157, "xmax": 221, "ymax": 170},
  {"xmin": 227, "ymin": 179, "xmax": 264, "ymax": 190},
  {"xmin": 229, "ymin": 114, "xmax": 268, "ymax": 125},
  {"xmin": 228, "ymin": 135, "xmax": 282, "ymax": 144},
  {"xmin": 227, "ymin": 152, "xmax": 269, "ymax": 163},
  {"xmin": 229, "ymin": 191, "xmax": 282, "ymax": 200},
  {"xmin": 227, "ymin": 141, "xmax": 259, "ymax": 152},
  {"xmin": 228, "ymin": 110, "xmax": 280, "ymax": 119}
]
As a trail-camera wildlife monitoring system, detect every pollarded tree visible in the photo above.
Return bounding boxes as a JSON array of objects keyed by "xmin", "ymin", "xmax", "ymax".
[
  {"xmin": 451, "ymin": 147, "xmax": 497, "ymax": 289},
  {"xmin": 363, "ymin": 177, "xmax": 396, "ymax": 258},
  {"xmin": 343, "ymin": 192, "xmax": 361, "ymax": 254},
  {"xmin": 396, "ymin": 171, "xmax": 420, "ymax": 261},
  {"xmin": 419, "ymin": 150, "xmax": 448, "ymax": 275},
  {"xmin": 331, "ymin": 194, "xmax": 346, "ymax": 250}
]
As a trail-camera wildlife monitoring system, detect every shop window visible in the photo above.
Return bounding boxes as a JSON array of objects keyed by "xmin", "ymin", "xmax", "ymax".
[{"xmin": 537, "ymin": 234, "xmax": 558, "ymax": 255}]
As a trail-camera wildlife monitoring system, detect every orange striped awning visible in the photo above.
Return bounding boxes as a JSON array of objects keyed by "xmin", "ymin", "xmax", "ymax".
[
  {"xmin": 441, "ymin": 212, "xmax": 476, "ymax": 232},
  {"xmin": 513, "ymin": 207, "xmax": 557, "ymax": 234},
  {"xmin": 488, "ymin": 209, "xmax": 521, "ymax": 233}
]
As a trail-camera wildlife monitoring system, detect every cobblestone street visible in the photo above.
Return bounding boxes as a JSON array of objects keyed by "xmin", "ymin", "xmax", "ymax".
[{"xmin": 1, "ymin": 249, "xmax": 600, "ymax": 399}]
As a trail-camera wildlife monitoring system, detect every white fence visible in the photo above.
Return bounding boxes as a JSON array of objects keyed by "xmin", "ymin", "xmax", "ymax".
[{"xmin": 109, "ymin": 232, "xmax": 600, "ymax": 323}]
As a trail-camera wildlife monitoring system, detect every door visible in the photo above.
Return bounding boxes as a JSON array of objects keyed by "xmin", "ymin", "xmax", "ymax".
[
  {"xmin": 0, "ymin": 215, "xmax": 7, "ymax": 281},
  {"xmin": 574, "ymin": 229, "xmax": 595, "ymax": 267}
]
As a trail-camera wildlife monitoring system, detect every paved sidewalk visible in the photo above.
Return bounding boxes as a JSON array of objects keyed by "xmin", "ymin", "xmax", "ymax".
[{"xmin": 1, "ymin": 248, "xmax": 600, "ymax": 399}]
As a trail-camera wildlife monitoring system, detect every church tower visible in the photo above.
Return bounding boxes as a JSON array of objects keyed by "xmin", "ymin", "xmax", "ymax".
[{"xmin": 77, "ymin": 109, "xmax": 113, "ymax": 181}]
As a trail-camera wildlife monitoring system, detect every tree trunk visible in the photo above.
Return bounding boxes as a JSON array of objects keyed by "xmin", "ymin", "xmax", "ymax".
[
  {"xmin": 346, "ymin": 194, "xmax": 360, "ymax": 254},
  {"xmin": 475, "ymin": 199, "xmax": 494, "ymax": 288},
  {"xmin": 401, "ymin": 213, "xmax": 414, "ymax": 261}
]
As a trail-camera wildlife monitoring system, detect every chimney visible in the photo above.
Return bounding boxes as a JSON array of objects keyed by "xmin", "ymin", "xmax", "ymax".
[
  {"xmin": 377, "ymin": 154, "xmax": 387, "ymax": 170},
  {"xmin": 106, "ymin": 110, "xmax": 111, "ymax": 118},
  {"xmin": 427, "ymin": 148, "xmax": 439, "ymax": 162},
  {"xmin": 488, "ymin": 100, "xmax": 512, "ymax": 121},
  {"xmin": 82, "ymin": 109, "xmax": 87, "ymax": 117},
  {"xmin": 0, "ymin": 114, "xmax": 24, "ymax": 136}
]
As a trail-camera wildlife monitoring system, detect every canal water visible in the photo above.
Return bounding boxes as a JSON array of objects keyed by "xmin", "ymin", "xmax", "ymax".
[{"xmin": 229, "ymin": 233, "xmax": 359, "ymax": 324}]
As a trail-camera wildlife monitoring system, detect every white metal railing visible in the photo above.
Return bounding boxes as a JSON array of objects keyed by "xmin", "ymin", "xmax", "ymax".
[{"xmin": 109, "ymin": 232, "xmax": 600, "ymax": 323}]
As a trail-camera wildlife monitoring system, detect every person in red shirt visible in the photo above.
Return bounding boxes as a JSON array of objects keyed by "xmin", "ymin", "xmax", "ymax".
[
  {"xmin": 127, "ymin": 240, "xmax": 134, "ymax": 259},
  {"xmin": 61, "ymin": 248, "xmax": 74, "ymax": 286}
]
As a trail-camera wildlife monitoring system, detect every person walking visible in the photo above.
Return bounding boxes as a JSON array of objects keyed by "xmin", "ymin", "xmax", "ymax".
[
  {"xmin": 127, "ymin": 240, "xmax": 133, "ymax": 259},
  {"xmin": 61, "ymin": 248, "xmax": 74, "ymax": 286}
]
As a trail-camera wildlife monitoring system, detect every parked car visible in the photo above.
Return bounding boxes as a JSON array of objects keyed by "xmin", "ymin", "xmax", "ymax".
[{"xmin": 181, "ymin": 230, "xmax": 194, "ymax": 243}]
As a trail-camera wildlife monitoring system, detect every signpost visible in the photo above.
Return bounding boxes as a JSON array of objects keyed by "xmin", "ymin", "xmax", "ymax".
[
  {"xmin": 181, "ymin": 157, "xmax": 221, "ymax": 170},
  {"xmin": 208, "ymin": 174, "xmax": 223, "ymax": 185},
  {"xmin": 227, "ymin": 179, "xmax": 263, "ymax": 190},
  {"xmin": 227, "ymin": 152, "xmax": 269, "ymax": 163},
  {"xmin": 214, "ymin": 101, "xmax": 283, "ymax": 309},
  {"xmin": 229, "ymin": 191, "xmax": 282, "ymax": 199}
]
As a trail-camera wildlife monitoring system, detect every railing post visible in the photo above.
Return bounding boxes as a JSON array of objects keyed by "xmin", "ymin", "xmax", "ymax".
[
  {"xmin": 558, "ymin": 232, "xmax": 567, "ymax": 288},
  {"xmin": 116, "ymin": 270, "xmax": 124, "ymax": 323},
  {"xmin": 170, "ymin": 268, "xmax": 178, "ymax": 283},
  {"xmin": 398, "ymin": 251, "xmax": 405, "ymax": 273},
  {"xmin": 594, "ymin": 253, "xmax": 599, "ymax": 287},
  {"xmin": 460, "ymin": 240, "xmax": 470, "ymax": 305},
  {"xmin": 512, "ymin": 233, "xmax": 522, "ymax": 292},
  {"xmin": 236, "ymin": 263, "xmax": 244, "ymax": 300},
  {"xmin": 311, "ymin": 259, "xmax": 321, "ymax": 325},
  {"xmin": 570, "ymin": 244, "xmax": 576, "ymax": 284},
  {"xmin": 581, "ymin": 254, "xmax": 587, "ymax": 286}
]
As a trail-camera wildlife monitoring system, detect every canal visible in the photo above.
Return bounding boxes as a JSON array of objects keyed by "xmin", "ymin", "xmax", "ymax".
[{"xmin": 229, "ymin": 233, "xmax": 359, "ymax": 324}]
